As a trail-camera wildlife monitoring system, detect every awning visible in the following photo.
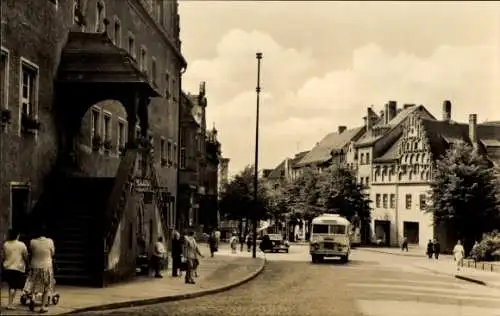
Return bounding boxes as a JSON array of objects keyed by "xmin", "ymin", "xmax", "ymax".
[{"xmin": 56, "ymin": 32, "xmax": 161, "ymax": 98}]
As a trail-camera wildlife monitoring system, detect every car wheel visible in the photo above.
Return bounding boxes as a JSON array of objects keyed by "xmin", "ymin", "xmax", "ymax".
[
  {"xmin": 340, "ymin": 255, "xmax": 349, "ymax": 263},
  {"xmin": 285, "ymin": 249, "xmax": 289, "ymax": 253},
  {"xmin": 311, "ymin": 255, "xmax": 317, "ymax": 263}
]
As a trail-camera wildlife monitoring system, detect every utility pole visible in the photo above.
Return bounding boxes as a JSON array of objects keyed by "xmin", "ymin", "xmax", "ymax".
[{"xmin": 252, "ymin": 52, "xmax": 263, "ymax": 259}]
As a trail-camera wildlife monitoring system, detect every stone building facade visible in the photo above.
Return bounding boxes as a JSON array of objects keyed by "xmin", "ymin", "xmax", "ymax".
[{"xmin": 0, "ymin": 0, "xmax": 185, "ymax": 286}]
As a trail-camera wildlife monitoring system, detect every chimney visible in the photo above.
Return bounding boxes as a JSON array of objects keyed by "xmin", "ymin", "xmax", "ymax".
[
  {"xmin": 199, "ymin": 81, "xmax": 206, "ymax": 96},
  {"xmin": 388, "ymin": 101, "xmax": 397, "ymax": 122},
  {"xmin": 366, "ymin": 107, "xmax": 373, "ymax": 131},
  {"xmin": 403, "ymin": 103, "xmax": 415, "ymax": 109},
  {"xmin": 384, "ymin": 103, "xmax": 389, "ymax": 125},
  {"xmin": 442, "ymin": 100, "xmax": 452, "ymax": 121},
  {"xmin": 469, "ymin": 114, "xmax": 478, "ymax": 145},
  {"xmin": 338, "ymin": 126, "xmax": 347, "ymax": 134}
]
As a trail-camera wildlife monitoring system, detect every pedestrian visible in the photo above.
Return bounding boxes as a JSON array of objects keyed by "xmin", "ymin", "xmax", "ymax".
[
  {"xmin": 433, "ymin": 239, "xmax": 441, "ymax": 260},
  {"xmin": 23, "ymin": 225, "xmax": 56, "ymax": 314},
  {"xmin": 471, "ymin": 241, "xmax": 480, "ymax": 262},
  {"xmin": 1, "ymin": 229, "xmax": 28, "ymax": 310},
  {"xmin": 239, "ymin": 233, "xmax": 245, "ymax": 252},
  {"xmin": 453, "ymin": 240, "xmax": 465, "ymax": 272},
  {"xmin": 246, "ymin": 233, "xmax": 252, "ymax": 252},
  {"xmin": 229, "ymin": 233, "xmax": 238, "ymax": 254},
  {"xmin": 426, "ymin": 239, "xmax": 434, "ymax": 259},
  {"xmin": 171, "ymin": 230, "xmax": 182, "ymax": 277},
  {"xmin": 151, "ymin": 237, "xmax": 166, "ymax": 278},
  {"xmin": 208, "ymin": 230, "xmax": 218, "ymax": 258},
  {"xmin": 401, "ymin": 236, "xmax": 408, "ymax": 252},
  {"xmin": 183, "ymin": 230, "xmax": 204, "ymax": 284}
]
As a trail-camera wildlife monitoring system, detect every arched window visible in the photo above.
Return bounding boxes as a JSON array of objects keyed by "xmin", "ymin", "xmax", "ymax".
[
  {"xmin": 95, "ymin": 1, "xmax": 106, "ymax": 33},
  {"xmin": 409, "ymin": 154, "xmax": 413, "ymax": 164}
]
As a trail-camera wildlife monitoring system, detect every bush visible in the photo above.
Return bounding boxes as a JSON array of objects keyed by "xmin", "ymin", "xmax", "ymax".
[{"xmin": 470, "ymin": 230, "xmax": 500, "ymax": 261}]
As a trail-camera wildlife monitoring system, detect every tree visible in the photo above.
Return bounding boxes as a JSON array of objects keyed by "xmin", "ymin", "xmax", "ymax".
[
  {"xmin": 317, "ymin": 166, "xmax": 371, "ymax": 223},
  {"xmin": 219, "ymin": 165, "xmax": 273, "ymax": 233},
  {"xmin": 427, "ymin": 142, "xmax": 500, "ymax": 251}
]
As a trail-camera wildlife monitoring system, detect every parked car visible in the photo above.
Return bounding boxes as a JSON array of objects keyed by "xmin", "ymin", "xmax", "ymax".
[{"xmin": 259, "ymin": 234, "xmax": 290, "ymax": 253}]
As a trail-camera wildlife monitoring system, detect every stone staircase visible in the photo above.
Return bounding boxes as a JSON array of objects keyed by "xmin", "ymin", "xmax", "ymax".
[{"xmin": 51, "ymin": 177, "xmax": 115, "ymax": 286}]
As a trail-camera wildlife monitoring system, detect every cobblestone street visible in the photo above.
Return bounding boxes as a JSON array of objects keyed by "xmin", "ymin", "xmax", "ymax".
[{"xmin": 74, "ymin": 245, "xmax": 500, "ymax": 316}]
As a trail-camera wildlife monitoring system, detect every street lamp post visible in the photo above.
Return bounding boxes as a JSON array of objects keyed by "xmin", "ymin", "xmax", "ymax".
[{"xmin": 252, "ymin": 52, "xmax": 263, "ymax": 259}]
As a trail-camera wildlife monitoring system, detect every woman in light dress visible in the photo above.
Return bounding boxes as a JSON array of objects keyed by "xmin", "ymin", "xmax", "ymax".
[
  {"xmin": 453, "ymin": 240, "xmax": 465, "ymax": 272},
  {"xmin": 23, "ymin": 225, "xmax": 56, "ymax": 313}
]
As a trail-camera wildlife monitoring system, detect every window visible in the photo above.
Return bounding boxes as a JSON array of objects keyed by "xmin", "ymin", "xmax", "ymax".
[
  {"xmin": 173, "ymin": 143, "xmax": 177, "ymax": 164},
  {"xmin": 128, "ymin": 33, "xmax": 136, "ymax": 58},
  {"xmin": 113, "ymin": 18, "xmax": 121, "ymax": 47},
  {"xmin": 366, "ymin": 153, "xmax": 370, "ymax": 164},
  {"xmin": 172, "ymin": 78, "xmax": 177, "ymax": 100},
  {"xmin": 20, "ymin": 59, "xmax": 38, "ymax": 122},
  {"xmin": 160, "ymin": 137, "xmax": 166, "ymax": 161},
  {"xmin": 405, "ymin": 194, "xmax": 412, "ymax": 210},
  {"xmin": 180, "ymin": 147, "xmax": 186, "ymax": 169},
  {"xmin": 375, "ymin": 194, "xmax": 381, "ymax": 208},
  {"xmin": 151, "ymin": 58, "xmax": 157, "ymax": 85},
  {"xmin": 117, "ymin": 120, "xmax": 126, "ymax": 150},
  {"xmin": 419, "ymin": 194, "xmax": 426, "ymax": 210},
  {"xmin": 95, "ymin": 1, "xmax": 105, "ymax": 32},
  {"xmin": 103, "ymin": 113, "xmax": 111, "ymax": 141},
  {"xmin": 167, "ymin": 141, "xmax": 172, "ymax": 163},
  {"xmin": 1, "ymin": 47, "xmax": 9, "ymax": 109},
  {"xmin": 312, "ymin": 225, "xmax": 328, "ymax": 234},
  {"xmin": 365, "ymin": 177, "xmax": 369, "ymax": 186},
  {"xmin": 165, "ymin": 73, "xmax": 170, "ymax": 99},
  {"xmin": 180, "ymin": 127, "xmax": 186, "ymax": 147},
  {"xmin": 390, "ymin": 194, "xmax": 395, "ymax": 208},
  {"xmin": 90, "ymin": 108, "xmax": 100, "ymax": 142},
  {"xmin": 330, "ymin": 225, "xmax": 346, "ymax": 235},
  {"xmin": 154, "ymin": 0, "xmax": 162, "ymax": 23},
  {"xmin": 360, "ymin": 153, "xmax": 364, "ymax": 164},
  {"xmin": 139, "ymin": 47, "xmax": 147, "ymax": 73},
  {"xmin": 382, "ymin": 194, "xmax": 388, "ymax": 208}
]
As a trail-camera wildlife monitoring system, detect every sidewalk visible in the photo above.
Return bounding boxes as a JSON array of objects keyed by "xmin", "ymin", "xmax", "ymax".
[
  {"xmin": 359, "ymin": 247, "xmax": 500, "ymax": 289},
  {"xmin": 0, "ymin": 249, "xmax": 266, "ymax": 315}
]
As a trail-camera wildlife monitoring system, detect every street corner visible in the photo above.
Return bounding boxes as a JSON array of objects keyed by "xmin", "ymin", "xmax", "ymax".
[{"xmin": 60, "ymin": 255, "xmax": 266, "ymax": 315}]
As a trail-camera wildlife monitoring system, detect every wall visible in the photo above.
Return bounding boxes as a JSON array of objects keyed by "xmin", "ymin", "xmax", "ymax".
[
  {"xmin": 0, "ymin": 0, "xmax": 73, "ymax": 244},
  {"xmin": 396, "ymin": 183, "xmax": 433, "ymax": 248}
]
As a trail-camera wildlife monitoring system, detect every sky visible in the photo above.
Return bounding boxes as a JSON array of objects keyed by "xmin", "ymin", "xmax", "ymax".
[{"xmin": 179, "ymin": 1, "xmax": 500, "ymax": 176}]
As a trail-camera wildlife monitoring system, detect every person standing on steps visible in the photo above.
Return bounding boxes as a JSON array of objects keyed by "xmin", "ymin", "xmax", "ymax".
[
  {"xmin": 453, "ymin": 240, "xmax": 465, "ymax": 272},
  {"xmin": 433, "ymin": 239, "xmax": 441, "ymax": 260},
  {"xmin": 183, "ymin": 230, "xmax": 204, "ymax": 284},
  {"xmin": 23, "ymin": 225, "xmax": 55, "ymax": 314},
  {"xmin": 171, "ymin": 230, "xmax": 182, "ymax": 277},
  {"xmin": 426, "ymin": 239, "xmax": 434, "ymax": 259},
  {"xmin": 2, "ymin": 229, "xmax": 28, "ymax": 310}
]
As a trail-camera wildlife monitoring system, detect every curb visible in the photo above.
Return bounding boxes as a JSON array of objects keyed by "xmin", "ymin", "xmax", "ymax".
[
  {"xmin": 455, "ymin": 275, "xmax": 487, "ymax": 286},
  {"xmin": 357, "ymin": 248, "xmax": 423, "ymax": 258},
  {"xmin": 411, "ymin": 263, "xmax": 497, "ymax": 289},
  {"xmin": 359, "ymin": 248, "xmax": 498, "ymax": 289},
  {"xmin": 62, "ymin": 257, "xmax": 267, "ymax": 315}
]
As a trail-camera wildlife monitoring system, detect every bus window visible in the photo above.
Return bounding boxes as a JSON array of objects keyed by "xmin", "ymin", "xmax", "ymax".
[
  {"xmin": 330, "ymin": 225, "xmax": 346, "ymax": 235},
  {"xmin": 312, "ymin": 225, "xmax": 329, "ymax": 234}
]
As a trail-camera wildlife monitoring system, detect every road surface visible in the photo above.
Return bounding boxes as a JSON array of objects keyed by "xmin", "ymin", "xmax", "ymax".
[{"xmin": 76, "ymin": 245, "xmax": 500, "ymax": 316}]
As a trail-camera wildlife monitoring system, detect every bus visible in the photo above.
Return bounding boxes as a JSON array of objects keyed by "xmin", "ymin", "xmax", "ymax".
[{"xmin": 309, "ymin": 214, "xmax": 351, "ymax": 263}]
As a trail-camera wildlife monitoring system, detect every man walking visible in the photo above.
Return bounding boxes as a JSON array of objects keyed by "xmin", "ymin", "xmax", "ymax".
[
  {"xmin": 183, "ymin": 230, "xmax": 203, "ymax": 284},
  {"xmin": 152, "ymin": 237, "xmax": 166, "ymax": 278},
  {"xmin": 171, "ymin": 231, "xmax": 182, "ymax": 277},
  {"xmin": 401, "ymin": 236, "xmax": 408, "ymax": 252},
  {"xmin": 433, "ymin": 239, "xmax": 441, "ymax": 260}
]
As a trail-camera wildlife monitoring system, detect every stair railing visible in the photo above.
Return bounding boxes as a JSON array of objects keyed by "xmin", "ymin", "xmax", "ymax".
[
  {"xmin": 145, "ymin": 152, "xmax": 171, "ymax": 241},
  {"xmin": 103, "ymin": 147, "xmax": 138, "ymax": 254}
]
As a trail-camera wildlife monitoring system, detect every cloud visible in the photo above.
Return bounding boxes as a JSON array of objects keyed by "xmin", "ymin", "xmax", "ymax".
[{"xmin": 182, "ymin": 30, "xmax": 499, "ymax": 176}]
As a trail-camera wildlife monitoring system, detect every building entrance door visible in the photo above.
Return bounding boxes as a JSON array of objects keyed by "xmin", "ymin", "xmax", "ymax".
[{"xmin": 10, "ymin": 184, "xmax": 30, "ymax": 234}]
